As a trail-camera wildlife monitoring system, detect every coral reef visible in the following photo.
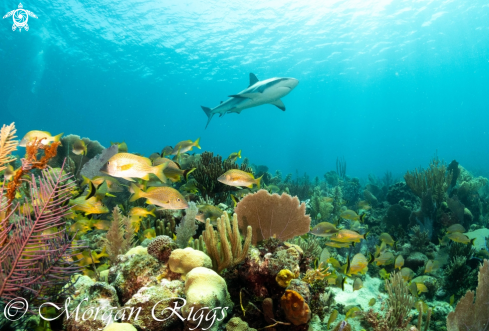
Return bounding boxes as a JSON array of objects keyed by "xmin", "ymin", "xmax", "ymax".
[
  {"xmin": 147, "ymin": 235, "xmax": 178, "ymax": 262},
  {"xmin": 168, "ymin": 247, "xmax": 212, "ymax": 276},
  {"xmin": 281, "ymin": 290, "xmax": 311, "ymax": 326}
]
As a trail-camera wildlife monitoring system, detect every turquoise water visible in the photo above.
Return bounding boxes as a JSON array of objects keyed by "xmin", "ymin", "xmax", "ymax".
[{"xmin": 1, "ymin": 0, "xmax": 488, "ymax": 179}]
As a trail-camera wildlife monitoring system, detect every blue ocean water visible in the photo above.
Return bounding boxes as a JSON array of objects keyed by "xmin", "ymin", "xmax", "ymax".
[{"xmin": 1, "ymin": 0, "xmax": 488, "ymax": 180}]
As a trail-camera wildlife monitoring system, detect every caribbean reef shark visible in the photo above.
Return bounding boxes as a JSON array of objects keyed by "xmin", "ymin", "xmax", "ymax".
[{"xmin": 201, "ymin": 73, "xmax": 299, "ymax": 128}]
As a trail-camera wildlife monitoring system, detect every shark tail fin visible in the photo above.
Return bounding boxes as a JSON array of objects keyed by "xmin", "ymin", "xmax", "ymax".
[{"xmin": 201, "ymin": 106, "xmax": 213, "ymax": 129}]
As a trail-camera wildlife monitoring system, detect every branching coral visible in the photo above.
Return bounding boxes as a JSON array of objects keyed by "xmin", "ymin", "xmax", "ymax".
[
  {"xmin": 404, "ymin": 157, "xmax": 452, "ymax": 205},
  {"xmin": 0, "ymin": 164, "xmax": 83, "ymax": 309},
  {"xmin": 202, "ymin": 212, "xmax": 252, "ymax": 272},
  {"xmin": 235, "ymin": 189, "xmax": 311, "ymax": 245},
  {"xmin": 446, "ymin": 259, "xmax": 489, "ymax": 331},
  {"xmin": 0, "ymin": 123, "xmax": 17, "ymax": 172}
]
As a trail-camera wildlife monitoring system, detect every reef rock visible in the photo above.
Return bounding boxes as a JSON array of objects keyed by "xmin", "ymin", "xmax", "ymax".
[
  {"xmin": 386, "ymin": 182, "xmax": 418, "ymax": 205},
  {"xmin": 109, "ymin": 253, "xmax": 166, "ymax": 304},
  {"xmin": 183, "ymin": 267, "xmax": 233, "ymax": 331},
  {"xmin": 64, "ymin": 276, "xmax": 120, "ymax": 331},
  {"xmin": 122, "ymin": 279, "xmax": 185, "ymax": 331},
  {"xmin": 147, "ymin": 235, "xmax": 178, "ymax": 263},
  {"xmin": 225, "ymin": 317, "xmax": 257, "ymax": 331},
  {"xmin": 405, "ymin": 252, "xmax": 429, "ymax": 271}
]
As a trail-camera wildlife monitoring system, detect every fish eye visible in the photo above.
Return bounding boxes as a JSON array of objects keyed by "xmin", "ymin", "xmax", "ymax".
[{"xmin": 177, "ymin": 198, "xmax": 181, "ymax": 201}]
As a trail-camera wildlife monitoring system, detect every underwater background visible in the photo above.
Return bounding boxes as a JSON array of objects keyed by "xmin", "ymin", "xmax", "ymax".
[{"xmin": 1, "ymin": 0, "xmax": 489, "ymax": 179}]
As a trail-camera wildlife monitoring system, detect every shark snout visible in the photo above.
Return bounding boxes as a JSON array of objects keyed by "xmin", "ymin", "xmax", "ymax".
[{"xmin": 285, "ymin": 78, "xmax": 299, "ymax": 90}]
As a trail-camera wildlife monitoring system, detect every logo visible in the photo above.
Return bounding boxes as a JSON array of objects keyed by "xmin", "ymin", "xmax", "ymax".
[{"xmin": 3, "ymin": 3, "xmax": 37, "ymax": 32}]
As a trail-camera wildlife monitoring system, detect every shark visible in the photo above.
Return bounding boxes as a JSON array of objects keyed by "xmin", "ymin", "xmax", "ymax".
[{"xmin": 201, "ymin": 73, "xmax": 299, "ymax": 128}]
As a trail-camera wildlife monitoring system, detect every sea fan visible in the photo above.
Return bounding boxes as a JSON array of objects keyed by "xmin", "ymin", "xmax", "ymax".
[
  {"xmin": 0, "ymin": 163, "xmax": 82, "ymax": 308},
  {"xmin": 0, "ymin": 122, "xmax": 18, "ymax": 172}
]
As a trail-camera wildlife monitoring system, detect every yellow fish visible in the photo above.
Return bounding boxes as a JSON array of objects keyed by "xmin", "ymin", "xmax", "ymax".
[
  {"xmin": 357, "ymin": 200, "xmax": 372, "ymax": 210},
  {"xmin": 180, "ymin": 179, "xmax": 199, "ymax": 194},
  {"xmin": 227, "ymin": 150, "xmax": 242, "ymax": 163},
  {"xmin": 368, "ymin": 298, "xmax": 376, "ymax": 306},
  {"xmin": 161, "ymin": 146, "xmax": 173, "ymax": 157},
  {"xmin": 327, "ymin": 310, "xmax": 338, "ymax": 329},
  {"xmin": 101, "ymin": 153, "xmax": 167, "ymax": 182},
  {"xmin": 415, "ymin": 282, "xmax": 429, "ymax": 294},
  {"xmin": 129, "ymin": 206, "xmax": 156, "ymax": 218},
  {"xmin": 90, "ymin": 219, "xmax": 111, "ymax": 230},
  {"xmin": 447, "ymin": 232, "xmax": 475, "ymax": 245},
  {"xmin": 345, "ymin": 307, "xmax": 361, "ymax": 319},
  {"xmin": 379, "ymin": 233, "xmax": 396, "ymax": 248},
  {"xmin": 353, "ymin": 278, "xmax": 363, "ymax": 291},
  {"xmin": 195, "ymin": 204, "xmax": 223, "ymax": 223},
  {"xmin": 400, "ymin": 267, "xmax": 415, "ymax": 282},
  {"xmin": 69, "ymin": 196, "xmax": 109, "ymax": 215},
  {"xmin": 171, "ymin": 138, "xmax": 201, "ymax": 155},
  {"xmin": 347, "ymin": 253, "xmax": 369, "ymax": 276},
  {"xmin": 130, "ymin": 183, "xmax": 188, "ymax": 209},
  {"xmin": 373, "ymin": 252, "xmax": 395, "ymax": 266},
  {"xmin": 217, "ymin": 169, "xmax": 262, "ymax": 189},
  {"xmin": 330, "ymin": 229, "xmax": 367, "ymax": 243},
  {"xmin": 310, "ymin": 222, "xmax": 339, "ymax": 237},
  {"xmin": 153, "ymin": 157, "xmax": 195, "ymax": 182},
  {"xmin": 340, "ymin": 210, "xmax": 366, "ymax": 222},
  {"xmin": 325, "ymin": 241, "xmax": 351, "ymax": 248},
  {"xmin": 446, "ymin": 224, "xmax": 466, "ymax": 233},
  {"xmin": 424, "ymin": 260, "xmax": 441, "ymax": 274},
  {"xmin": 379, "ymin": 268, "xmax": 390, "ymax": 280},
  {"xmin": 72, "ymin": 139, "xmax": 87, "ymax": 155},
  {"xmin": 395, "ymin": 255, "xmax": 404, "ymax": 270},
  {"xmin": 19, "ymin": 130, "xmax": 63, "ymax": 147},
  {"xmin": 143, "ymin": 228, "xmax": 156, "ymax": 239}
]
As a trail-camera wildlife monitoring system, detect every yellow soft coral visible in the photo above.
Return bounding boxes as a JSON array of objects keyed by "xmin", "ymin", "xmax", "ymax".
[
  {"xmin": 281, "ymin": 290, "xmax": 311, "ymax": 326},
  {"xmin": 276, "ymin": 269, "xmax": 296, "ymax": 288}
]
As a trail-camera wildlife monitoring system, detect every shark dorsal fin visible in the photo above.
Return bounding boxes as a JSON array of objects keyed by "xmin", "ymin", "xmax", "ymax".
[{"xmin": 249, "ymin": 73, "xmax": 259, "ymax": 87}]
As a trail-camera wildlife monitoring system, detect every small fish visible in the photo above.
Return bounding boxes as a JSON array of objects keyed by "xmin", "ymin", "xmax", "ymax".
[
  {"xmin": 130, "ymin": 183, "xmax": 188, "ymax": 209},
  {"xmin": 345, "ymin": 307, "xmax": 361, "ymax": 319},
  {"xmin": 325, "ymin": 241, "xmax": 351, "ymax": 248},
  {"xmin": 180, "ymin": 179, "xmax": 199, "ymax": 194},
  {"xmin": 227, "ymin": 150, "xmax": 242, "ymax": 163},
  {"xmin": 447, "ymin": 224, "xmax": 466, "ymax": 234},
  {"xmin": 129, "ymin": 206, "xmax": 156, "ymax": 218},
  {"xmin": 72, "ymin": 139, "xmax": 87, "ymax": 155},
  {"xmin": 171, "ymin": 138, "xmax": 201, "ymax": 155},
  {"xmin": 357, "ymin": 200, "xmax": 372, "ymax": 210},
  {"xmin": 100, "ymin": 153, "xmax": 168, "ymax": 182},
  {"xmin": 340, "ymin": 210, "xmax": 365, "ymax": 222},
  {"xmin": 395, "ymin": 255, "xmax": 404, "ymax": 270},
  {"xmin": 19, "ymin": 130, "xmax": 63, "ymax": 147},
  {"xmin": 3, "ymin": 164, "xmax": 16, "ymax": 181},
  {"xmin": 327, "ymin": 257, "xmax": 343, "ymax": 270},
  {"xmin": 143, "ymin": 228, "xmax": 156, "ymax": 239},
  {"xmin": 379, "ymin": 233, "xmax": 396, "ymax": 248},
  {"xmin": 447, "ymin": 232, "xmax": 475, "ymax": 245},
  {"xmin": 265, "ymin": 184, "xmax": 281, "ymax": 193},
  {"xmin": 90, "ymin": 219, "xmax": 111, "ymax": 230},
  {"xmin": 69, "ymin": 219, "xmax": 92, "ymax": 235},
  {"xmin": 374, "ymin": 252, "xmax": 395, "ymax": 266},
  {"xmin": 353, "ymin": 278, "xmax": 363, "ymax": 291},
  {"xmin": 439, "ymin": 235, "xmax": 450, "ymax": 246},
  {"xmin": 368, "ymin": 298, "xmax": 376, "ymax": 306},
  {"xmin": 330, "ymin": 229, "xmax": 367, "ymax": 243},
  {"xmin": 154, "ymin": 157, "xmax": 195, "ymax": 182},
  {"xmin": 409, "ymin": 282, "xmax": 418, "ymax": 297},
  {"xmin": 327, "ymin": 310, "xmax": 338, "ymax": 329},
  {"xmin": 161, "ymin": 146, "xmax": 174, "ymax": 157},
  {"xmin": 379, "ymin": 268, "xmax": 390, "ymax": 280},
  {"xmin": 310, "ymin": 222, "xmax": 339, "ymax": 237},
  {"xmin": 86, "ymin": 180, "xmax": 115, "ymax": 200},
  {"xmin": 195, "ymin": 204, "xmax": 223, "ymax": 223},
  {"xmin": 347, "ymin": 253, "xmax": 369, "ymax": 276},
  {"xmin": 336, "ymin": 274, "xmax": 347, "ymax": 291},
  {"xmin": 415, "ymin": 300, "xmax": 429, "ymax": 314},
  {"xmin": 449, "ymin": 294, "xmax": 455, "ymax": 306},
  {"xmin": 69, "ymin": 196, "xmax": 109, "ymax": 215},
  {"xmin": 217, "ymin": 169, "xmax": 262, "ymax": 189},
  {"xmin": 424, "ymin": 260, "xmax": 441, "ymax": 274},
  {"xmin": 319, "ymin": 248, "xmax": 330, "ymax": 265},
  {"xmin": 415, "ymin": 282, "xmax": 429, "ymax": 294},
  {"xmin": 111, "ymin": 141, "xmax": 128, "ymax": 153}
]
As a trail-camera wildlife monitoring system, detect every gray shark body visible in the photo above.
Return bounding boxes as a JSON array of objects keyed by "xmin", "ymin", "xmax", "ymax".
[{"xmin": 201, "ymin": 73, "xmax": 299, "ymax": 128}]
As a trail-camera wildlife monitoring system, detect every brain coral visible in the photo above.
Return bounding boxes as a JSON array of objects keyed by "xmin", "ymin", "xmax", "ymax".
[{"xmin": 147, "ymin": 235, "xmax": 177, "ymax": 262}]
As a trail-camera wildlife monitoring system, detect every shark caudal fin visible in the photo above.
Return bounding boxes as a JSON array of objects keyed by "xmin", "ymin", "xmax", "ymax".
[{"xmin": 201, "ymin": 106, "xmax": 214, "ymax": 129}]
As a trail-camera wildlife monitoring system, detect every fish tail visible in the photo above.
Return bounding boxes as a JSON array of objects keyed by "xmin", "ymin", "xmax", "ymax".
[
  {"xmin": 470, "ymin": 238, "xmax": 476, "ymax": 246},
  {"xmin": 183, "ymin": 168, "xmax": 196, "ymax": 181},
  {"xmin": 53, "ymin": 132, "xmax": 64, "ymax": 143},
  {"xmin": 360, "ymin": 213, "xmax": 366, "ymax": 223},
  {"xmin": 341, "ymin": 277, "xmax": 347, "ymax": 291},
  {"xmin": 148, "ymin": 207, "xmax": 156, "ymax": 217},
  {"xmin": 255, "ymin": 175, "xmax": 263, "ymax": 189},
  {"xmin": 153, "ymin": 162, "xmax": 168, "ymax": 183},
  {"xmin": 86, "ymin": 181, "xmax": 97, "ymax": 200},
  {"xmin": 201, "ymin": 106, "xmax": 213, "ymax": 129},
  {"xmin": 363, "ymin": 232, "xmax": 369, "ymax": 240},
  {"xmin": 129, "ymin": 183, "xmax": 144, "ymax": 202},
  {"xmin": 81, "ymin": 175, "xmax": 91, "ymax": 187},
  {"xmin": 194, "ymin": 137, "xmax": 201, "ymax": 149},
  {"xmin": 231, "ymin": 194, "xmax": 238, "ymax": 207},
  {"xmin": 237, "ymin": 150, "xmax": 242, "ymax": 158},
  {"xmin": 367, "ymin": 253, "xmax": 375, "ymax": 264}
]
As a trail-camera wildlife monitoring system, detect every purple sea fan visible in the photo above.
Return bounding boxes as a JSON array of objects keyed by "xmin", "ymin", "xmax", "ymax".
[{"xmin": 0, "ymin": 163, "xmax": 83, "ymax": 308}]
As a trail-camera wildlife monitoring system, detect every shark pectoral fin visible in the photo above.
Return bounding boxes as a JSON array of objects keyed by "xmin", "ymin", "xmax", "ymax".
[
  {"xmin": 249, "ymin": 73, "xmax": 259, "ymax": 87},
  {"xmin": 229, "ymin": 93, "xmax": 260, "ymax": 99},
  {"xmin": 270, "ymin": 99, "xmax": 286, "ymax": 111}
]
